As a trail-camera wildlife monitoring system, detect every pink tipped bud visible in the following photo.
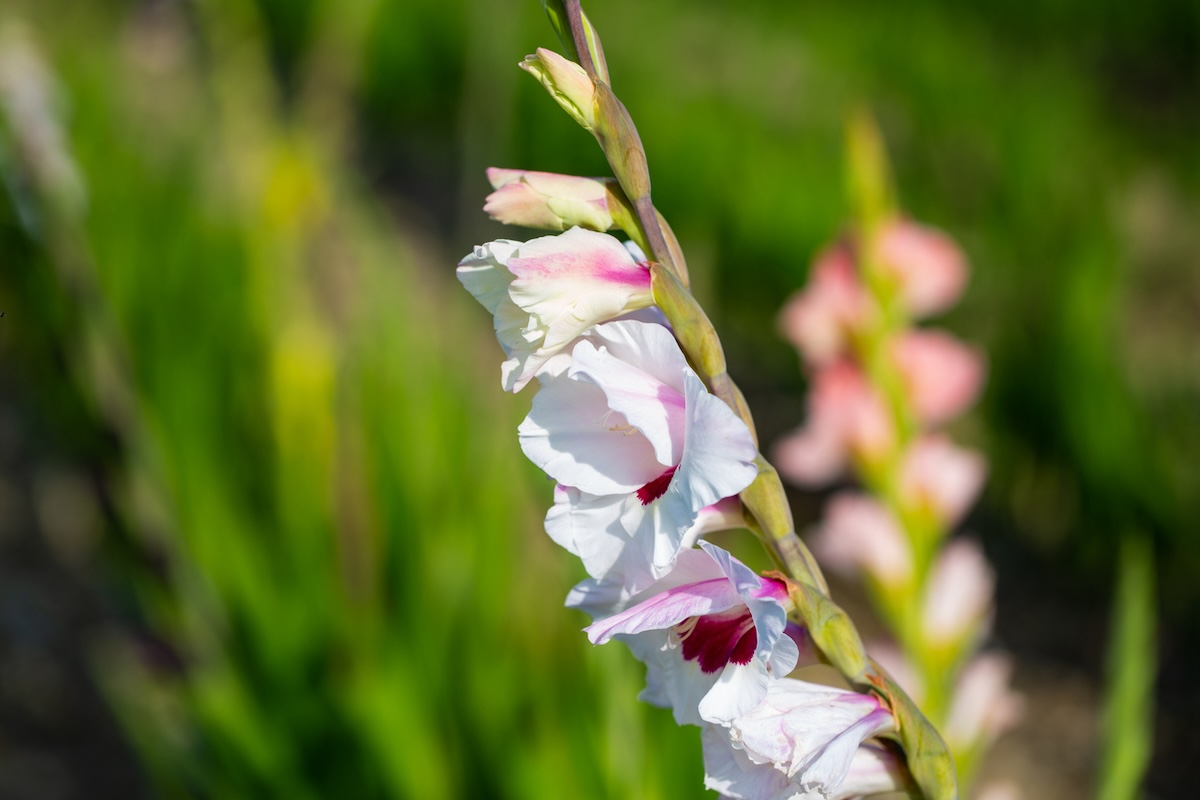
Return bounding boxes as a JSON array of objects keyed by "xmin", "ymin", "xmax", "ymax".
[
  {"xmin": 892, "ymin": 330, "xmax": 985, "ymax": 425},
  {"xmin": 899, "ymin": 435, "xmax": 987, "ymax": 528},
  {"xmin": 921, "ymin": 537, "xmax": 995, "ymax": 646},
  {"xmin": 779, "ymin": 244, "xmax": 873, "ymax": 365},
  {"xmin": 483, "ymin": 168, "xmax": 616, "ymax": 231},
  {"xmin": 878, "ymin": 218, "xmax": 968, "ymax": 318}
]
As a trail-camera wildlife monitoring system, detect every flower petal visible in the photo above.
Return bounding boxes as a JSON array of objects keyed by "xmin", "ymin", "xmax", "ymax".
[
  {"xmin": 519, "ymin": 366, "xmax": 664, "ymax": 494},
  {"xmin": 672, "ymin": 371, "xmax": 759, "ymax": 511},
  {"xmin": 585, "ymin": 575, "xmax": 741, "ymax": 644},
  {"xmin": 569, "ymin": 335, "xmax": 685, "ymax": 468}
]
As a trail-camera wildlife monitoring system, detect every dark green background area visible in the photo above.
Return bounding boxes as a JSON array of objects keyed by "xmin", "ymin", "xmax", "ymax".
[{"xmin": 1, "ymin": 0, "xmax": 1196, "ymax": 797}]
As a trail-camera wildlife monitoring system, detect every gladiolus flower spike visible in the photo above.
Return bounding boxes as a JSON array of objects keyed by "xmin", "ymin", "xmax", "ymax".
[{"xmin": 455, "ymin": 9, "xmax": 960, "ymax": 800}]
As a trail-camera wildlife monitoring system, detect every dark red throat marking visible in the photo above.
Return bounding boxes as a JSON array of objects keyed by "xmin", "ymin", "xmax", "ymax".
[
  {"xmin": 678, "ymin": 608, "xmax": 758, "ymax": 673},
  {"xmin": 636, "ymin": 465, "xmax": 678, "ymax": 505}
]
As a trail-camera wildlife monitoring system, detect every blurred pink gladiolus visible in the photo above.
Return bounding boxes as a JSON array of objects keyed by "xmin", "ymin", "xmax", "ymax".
[
  {"xmin": 945, "ymin": 653, "xmax": 1023, "ymax": 752},
  {"xmin": 891, "ymin": 330, "xmax": 985, "ymax": 426},
  {"xmin": 773, "ymin": 363, "xmax": 893, "ymax": 486},
  {"xmin": 877, "ymin": 218, "xmax": 967, "ymax": 318},
  {"xmin": 921, "ymin": 538, "xmax": 995, "ymax": 646},
  {"xmin": 898, "ymin": 435, "xmax": 987, "ymax": 527},
  {"xmin": 811, "ymin": 494, "xmax": 913, "ymax": 589},
  {"xmin": 778, "ymin": 245, "xmax": 872, "ymax": 366},
  {"xmin": 484, "ymin": 168, "xmax": 616, "ymax": 232},
  {"xmin": 457, "ymin": 227, "xmax": 653, "ymax": 392}
]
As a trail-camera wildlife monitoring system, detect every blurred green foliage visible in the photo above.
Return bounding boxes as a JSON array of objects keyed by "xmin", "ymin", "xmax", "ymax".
[{"xmin": 1, "ymin": 0, "xmax": 1196, "ymax": 796}]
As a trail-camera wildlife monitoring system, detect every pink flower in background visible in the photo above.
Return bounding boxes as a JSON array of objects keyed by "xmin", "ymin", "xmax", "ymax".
[
  {"xmin": 945, "ymin": 653, "xmax": 1023, "ymax": 752},
  {"xmin": 708, "ymin": 678, "xmax": 897, "ymax": 798},
  {"xmin": 583, "ymin": 543, "xmax": 806, "ymax": 725},
  {"xmin": 703, "ymin": 728, "xmax": 908, "ymax": 800},
  {"xmin": 898, "ymin": 435, "xmax": 987, "ymax": 527},
  {"xmin": 810, "ymin": 494, "xmax": 913, "ymax": 589},
  {"xmin": 456, "ymin": 227, "xmax": 653, "ymax": 391},
  {"xmin": 778, "ymin": 245, "xmax": 872, "ymax": 366},
  {"xmin": 891, "ymin": 330, "xmax": 985, "ymax": 426},
  {"xmin": 772, "ymin": 363, "xmax": 894, "ymax": 486},
  {"xmin": 922, "ymin": 538, "xmax": 995, "ymax": 647},
  {"xmin": 484, "ymin": 168, "xmax": 615, "ymax": 231},
  {"xmin": 522, "ymin": 320, "xmax": 758, "ymax": 589},
  {"xmin": 877, "ymin": 218, "xmax": 967, "ymax": 318}
]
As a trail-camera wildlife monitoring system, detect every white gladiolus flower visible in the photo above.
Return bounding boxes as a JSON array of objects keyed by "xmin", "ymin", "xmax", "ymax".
[{"xmin": 522, "ymin": 319, "xmax": 758, "ymax": 591}]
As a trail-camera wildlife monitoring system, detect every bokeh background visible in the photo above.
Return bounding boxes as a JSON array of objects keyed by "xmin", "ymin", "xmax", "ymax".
[{"xmin": 0, "ymin": 0, "xmax": 1197, "ymax": 797}]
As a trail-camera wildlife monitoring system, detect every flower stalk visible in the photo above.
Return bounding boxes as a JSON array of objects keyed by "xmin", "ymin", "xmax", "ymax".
[
  {"xmin": 461, "ymin": 5, "xmax": 961, "ymax": 798},
  {"xmin": 776, "ymin": 112, "xmax": 1017, "ymax": 792}
]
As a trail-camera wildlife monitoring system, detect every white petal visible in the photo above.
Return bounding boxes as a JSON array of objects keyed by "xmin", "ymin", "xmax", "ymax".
[
  {"xmin": 730, "ymin": 679, "xmax": 894, "ymax": 793},
  {"xmin": 569, "ymin": 337, "xmax": 684, "ymax": 467},
  {"xmin": 546, "ymin": 488, "xmax": 658, "ymax": 592},
  {"xmin": 673, "ymin": 371, "xmax": 759, "ymax": 512},
  {"xmin": 699, "ymin": 660, "xmax": 772, "ymax": 725},
  {"xmin": 702, "ymin": 726, "xmax": 802, "ymax": 800},
  {"xmin": 519, "ymin": 368, "xmax": 663, "ymax": 494},
  {"xmin": 456, "ymin": 240, "xmax": 520, "ymax": 315},
  {"xmin": 583, "ymin": 319, "xmax": 690, "ymax": 394}
]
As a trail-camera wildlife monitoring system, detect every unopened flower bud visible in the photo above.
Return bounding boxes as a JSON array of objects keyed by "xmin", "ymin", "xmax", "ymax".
[
  {"xmin": 520, "ymin": 48, "xmax": 596, "ymax": 132},
  {"xmin": 484, "ymin": 167, "xmax": 616, "ymax": 231}
]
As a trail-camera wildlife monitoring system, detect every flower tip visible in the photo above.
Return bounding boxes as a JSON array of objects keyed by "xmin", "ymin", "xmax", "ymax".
[{"xmin": 486, "ymin": 167, "xmax": 523, "ymax": 189}]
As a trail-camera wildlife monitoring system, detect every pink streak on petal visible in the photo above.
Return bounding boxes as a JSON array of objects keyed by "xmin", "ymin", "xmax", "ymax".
[
  {"xmin": 508, "ymin": 240, "xmax": 650, "ymax": 290},
  {"xmin": 750, "ymin": 576, "xmax": 790, "ymax": 603},
  {"xmin": 584, "ymin": 577, "xmax": 742, "ymax": 644}
]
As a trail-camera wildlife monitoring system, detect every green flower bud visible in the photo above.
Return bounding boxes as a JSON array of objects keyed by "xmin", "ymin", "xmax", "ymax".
[{"xmin": 520, "ymin": 48, "xmax": 596, "ymax": 132}]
